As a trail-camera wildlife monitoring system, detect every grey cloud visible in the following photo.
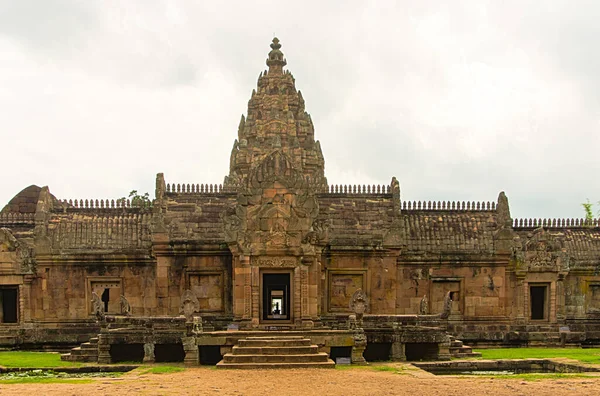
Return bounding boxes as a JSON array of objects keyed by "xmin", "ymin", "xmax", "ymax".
[
  {"xmin": 0, "ymin": 0, "xmax": 97, "ymax": 51},
  {"xmin": 2, "ymin": 1, "xmax": 600, "ymax": 221}
]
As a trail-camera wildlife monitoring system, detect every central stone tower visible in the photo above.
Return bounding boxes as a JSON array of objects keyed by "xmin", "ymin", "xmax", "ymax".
[
  {"xmin": 223, "ymin": 39, "xmax": 328, "ymax": 329},
  {"xmin": 225, "ymin": 37, "xmax": 327, "ymax": 188}
]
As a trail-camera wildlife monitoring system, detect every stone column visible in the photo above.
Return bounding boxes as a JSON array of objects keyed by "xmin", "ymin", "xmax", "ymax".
[
  {"xmin": 182, "ymin": 337, "xmax": 198, "ymax": 366},
  {"xmin": 236, "ymin": 255, "xmax": 251, "ymax": 327},
  {"xmin": 251, "ymin": 265, "xmax": 260, "ymax": 328},
  {"xmin": 351, "ymin": 329, "xmax": 367, "ymax": 365},
  {"xmin": 556, "ymin": 273, "xmax": 566, "ymax": 323},
  {"xmin": 20, "ymin": 276, "xmax": 33, "ymax": 324},
  {"xmin": 300, "ymin": 262, "xmax": 313, "ymax": 328},
  {"xmin": 143, "ymin": 342, "xmax": 155, "ymax": 363},
  {"xmin": 390, "ymin": 332, "xmax": 406, "ymax": 361},
  {"xmin": 293, "ymin": 266, "xmax": 302, "ymax": 326},
  {"xmin": 515, "ymin": 276, "xmax": 526, "ymax": 323},
  {"xmin": 97, "ymin": 335, "xmax": 111, "ymax": 364}
]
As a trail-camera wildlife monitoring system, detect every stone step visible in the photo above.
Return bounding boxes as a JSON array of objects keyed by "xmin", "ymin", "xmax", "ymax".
[
  {"xmin": 453, "ymin": 351, "xmax": 482, "ymax": 358},
  {"xmin": 449, "ymin": 346, "xmax": 472, "ymax": 353},
  {"xmin": 238, "ymin": 338, "xmax": 311, "ymax": 347},
  {"xmin": 80, "ymin": 342, "xmax": 98, "ymax": 350},
  {"xmin": 232, "ymin": 345, "xmax": 318, "ymax": 355},
  {"xmin": 60, "ymin": 335, "xmax": 100, "ymax": 362},
  {"xmin": 216, "ymin": 361, "xmax": 335, "ymax": 369},
  {"xmin": 450, "ymin": 340, "xmax": 464, "ymax": 348},
  {"xmin": 60, "ymin": 353, "xmax": 98, "ymax": 363},
  {"xmin": 69, "ymin": 347, "xmax": 97, "ymax": 356},
  {"xmin": 223, "ymin": 352, "xmax": 330, "ymax": 364}
]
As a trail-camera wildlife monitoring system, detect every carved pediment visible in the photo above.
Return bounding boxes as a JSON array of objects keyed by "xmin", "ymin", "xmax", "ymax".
[
  {"xmin": 250, "ymin": 150, "xmax": 305, "ymax": 189},
  {"xmin": 0, "ymin": 228, "xmax": 36, "ymax": 274},
  {"xmin": 524, "ymin": 228, "xmax": 569, "ymax": 272}
]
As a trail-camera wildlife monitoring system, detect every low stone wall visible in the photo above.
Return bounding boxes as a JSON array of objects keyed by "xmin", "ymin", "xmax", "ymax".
[{"xmin": 413, "ymin": 359, "xmax": 600, "ymax": 374}]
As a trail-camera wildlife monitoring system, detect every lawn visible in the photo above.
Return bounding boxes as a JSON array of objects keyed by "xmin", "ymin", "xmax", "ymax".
[
  {"xmin": 0, "ymin": 352, "xmax": 82, "ymax": 368},
  {"xmin": 475, "ymin": 348, "xmax": 600, "ymax": 364}
]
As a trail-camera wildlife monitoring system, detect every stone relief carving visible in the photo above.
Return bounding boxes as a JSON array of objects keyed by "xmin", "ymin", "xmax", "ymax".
[
  {"xmin": 0, "ymin": 227, "xmax": 36, "ymax": 274},
  {"xmin": 419, "ymin": 295, "xmax": 429, "ymax": 315},
  {"xmin": 524, "ymin": 228, "xmax": 570, "ymax": 272},
  {"xmin": 192, "ymin": 316, "xmax": 203, "ymax": 335},
  {"xmin": 120, "ymin": 295, "xmax": 131, "ymax": 316},
  {"xmin": 440, "ymin": 291, "xmax": 452, "ymax": 319},
  {"xmin": 254, "ymin": 257, "xmax": 298, "ymax": 267},
  {"xmin": 179, "ymin": 289, "xmax": 200, "ymax": 322},
  {"xmin": 91, "ymin": 292, "xmax": 105, "ymax": 321},
  {"xmin": 349, "ymin": 289, "xmax": 368, "ymax": 322},
  {"xmin": 221, "ymin": 150, "xmax": 321, "ymax": 255}
]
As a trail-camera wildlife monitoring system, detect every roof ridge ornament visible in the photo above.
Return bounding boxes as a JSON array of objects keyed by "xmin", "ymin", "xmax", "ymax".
[{"xmin": 266, "ymin": 37, "xmax": 287, "ymax": 74}]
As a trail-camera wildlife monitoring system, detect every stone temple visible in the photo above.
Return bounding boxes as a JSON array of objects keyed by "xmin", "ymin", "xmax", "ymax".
[{"xmin": 2, "ymin": 38, "xmax": 600, "ymax": 365}]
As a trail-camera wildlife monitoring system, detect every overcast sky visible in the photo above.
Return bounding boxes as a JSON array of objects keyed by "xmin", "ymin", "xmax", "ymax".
[{"xmin": 1, "ymin": 1, "xmax": 599, "ymax": 220}]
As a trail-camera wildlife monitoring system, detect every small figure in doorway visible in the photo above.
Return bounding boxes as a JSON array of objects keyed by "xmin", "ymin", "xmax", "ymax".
[{"xmin": 273, "ymin": 302, "xmax": 281, "ymax": 315}]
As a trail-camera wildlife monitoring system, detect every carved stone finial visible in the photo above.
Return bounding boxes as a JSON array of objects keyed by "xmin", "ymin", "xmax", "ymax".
[
  {"xmin": 266, "ymin": 37, "xmax": 287, "ymax": 74},
  {"xmin": 120, "ymin": 295, "xmax": 131, "ymax": 316},
  {"xmin": 91, "ymin": 292, "xmax": 105, "ymax": 321},
  {"xmin": 440, "ymin": 291, "xmax": 453, "ymax": 319},
  {"xmin": 497, "ymin": 191, "xmax": 512, "ymax": 228}
]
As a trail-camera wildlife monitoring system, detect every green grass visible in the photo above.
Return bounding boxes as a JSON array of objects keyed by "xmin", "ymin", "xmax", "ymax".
[
  {"xmin": 335, "ymin": 363, "xmax": 406, "ymax": 374},
  {"xmin": 474, "ymin": 348, "xmax": 600, "ymax": 364},
  {"xmin": 140, "ymin": 365, "xmax": 186, "ymax": 374},
  {"xmin": 0, "ymin": 352, "xmax": 82, "ymax": 368},
  {"xmin": 454, "ymin": 372, "xmax": 595, "ymax": 381},
  {"xmin": 0, "ymin": 377, "xmax": 94, "ymax": 384}
]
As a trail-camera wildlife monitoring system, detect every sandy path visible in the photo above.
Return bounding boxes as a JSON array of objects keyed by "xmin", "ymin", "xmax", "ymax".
[{"xmin": 1, "ymin": 365, "xmax": 599, "ymax": 396}]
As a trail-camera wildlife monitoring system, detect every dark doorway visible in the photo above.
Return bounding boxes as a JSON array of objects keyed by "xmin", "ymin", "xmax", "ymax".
[
  {"xmin": 155, "ymin": 343, "xmax": 185, "ymax": 362},
  {"xmin": 110, "ymin": 343, "xmax": 144, "ymax": 363},
  {"xmin": 530, "ymin": 285, "xmax": 547, "ymax": 320},
  {"xmin": 199, "ymin": 346, "xmax": 222, "ymax": 365},
  {"xmin": 0, "ymin": 287, "xmax": 18, "ymax": 323},
  {"xmin": 364, "ymin": 342, "xmax": 392, "ymax": 361},
  {"xmin": 262, "ymin": 273, "xmax": 291, "ymax": 321},
  {"xmin": 405, "ymin": 343, "xmax": 439, "ymax": 361},
  {"xmin": 101, "ymin": 288, "xmax": 110, "ymax": 312}
]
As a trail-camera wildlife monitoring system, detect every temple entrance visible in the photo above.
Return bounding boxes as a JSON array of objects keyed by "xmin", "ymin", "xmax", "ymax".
[
  {"xmin": 530, "ymin": 284, "xmax": 548, "ymax": 320},
  {"xmin": 262, "ymin": 272, "xmax": 291, "ymax": 321},
  {"xmin": 0, "ymin": 287, "xmax": 18, "ymax": 323}
]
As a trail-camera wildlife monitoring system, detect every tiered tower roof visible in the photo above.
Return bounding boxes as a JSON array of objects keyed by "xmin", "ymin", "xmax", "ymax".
[{"xmin": 225, "ymin": 38, "xmax": 326, "ymax": 187}]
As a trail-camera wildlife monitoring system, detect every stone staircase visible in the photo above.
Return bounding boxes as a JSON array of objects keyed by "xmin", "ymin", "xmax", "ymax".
[
  {"xmin": 216, "ymin": 335, "xmax": 335, "ymax": 369},
  {"xmin": 448, "ymin": 336, "xmax": 482, "ymax": 358},
  {"xmin": 60, "ymin": 337, "xmax": 99, "ymax": 363}
]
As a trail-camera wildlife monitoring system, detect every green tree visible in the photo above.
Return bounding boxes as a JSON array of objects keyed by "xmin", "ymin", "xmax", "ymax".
[
  {"xmin": 118, "ymin": 190, "xmax": 152, "ymax": 209},
  {"xmin": 582, "ymin": 199, "xmax": 600, "ymax": 222}
]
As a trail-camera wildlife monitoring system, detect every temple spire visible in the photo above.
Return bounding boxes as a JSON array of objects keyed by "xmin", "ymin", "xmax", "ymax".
[{"xmin": 266, "ymin": 37, "xmax": 287, "ymax": 74}]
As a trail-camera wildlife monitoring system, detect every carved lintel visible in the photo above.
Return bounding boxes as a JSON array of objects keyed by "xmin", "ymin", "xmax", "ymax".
[{"xmin": 253, "ymin": 257, "xmax": 298, "ymax": 267}]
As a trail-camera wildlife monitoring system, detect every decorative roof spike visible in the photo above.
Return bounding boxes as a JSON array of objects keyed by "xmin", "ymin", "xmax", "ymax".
[{"xmin": 266, "ymin": 37, "xmax": 287, "ymax": 74}]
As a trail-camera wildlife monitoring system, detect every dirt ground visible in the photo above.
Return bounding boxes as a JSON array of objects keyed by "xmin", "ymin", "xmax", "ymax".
[{"xmin": 1, "ymin": 364, "xmax": 600, "ymax": 396}]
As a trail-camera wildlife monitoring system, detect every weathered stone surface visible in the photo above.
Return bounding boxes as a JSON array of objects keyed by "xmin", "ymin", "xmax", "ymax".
[{"xmin": 2, "ymin": 37, "xmax": 600, "ymax": 358}]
